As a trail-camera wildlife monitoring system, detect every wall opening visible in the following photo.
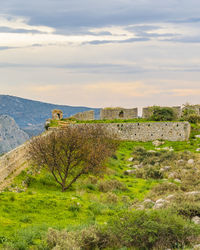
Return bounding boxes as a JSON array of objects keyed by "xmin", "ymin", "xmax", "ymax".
[{"xmin": 119, "ymin": 110, "xmax": 124, "ymax": 118}]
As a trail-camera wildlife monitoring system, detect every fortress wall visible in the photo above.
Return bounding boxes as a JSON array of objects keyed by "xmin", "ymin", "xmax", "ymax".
[
  {"xmin": 100, "ymin": 108, "xmax": 138, "ymax": 120},
  {"xmin": 71, "ymin": 110, "xmax": 94, "ymax": 120},
  {"xmin": 49, "ymin": 121, "xmax": 190, "ymax": 142},
  {"xmin": 0, "ymin": 142, "xmax": 28, "ymax": 183}
]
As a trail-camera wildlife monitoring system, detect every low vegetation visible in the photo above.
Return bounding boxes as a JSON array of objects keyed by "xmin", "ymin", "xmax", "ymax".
[{"xmin": 2, "ymin": 124, "xmax": 200, "ymax": 249}]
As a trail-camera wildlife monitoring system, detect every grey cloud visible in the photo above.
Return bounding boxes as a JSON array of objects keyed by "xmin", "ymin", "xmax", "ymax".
[
  {"xmin": 0, "ymin": 62, "xmax": 146, "ymax": 74},
  {"xmin": 0, "ymin": 27, "xmax": 47, "ymax": 34},
  {"xmin": 2, "ymin": 0, "xmax": 200, "ymax": 33},
  {"xmin": 83, "ymin": 37, "xmax": 150, "ymax": 45},
  {"xmin": 164, "ymin": 36, "xmax": 200, "ymax": 43},
  {"xmin": 0, "ymin": 46, "xmax": 18, "ymax": 50}
]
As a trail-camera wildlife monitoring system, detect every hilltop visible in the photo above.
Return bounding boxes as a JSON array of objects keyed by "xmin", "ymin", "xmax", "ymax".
[{"xmin": 0, "ymin": 95, "xmax": 100, "ymax": 136}]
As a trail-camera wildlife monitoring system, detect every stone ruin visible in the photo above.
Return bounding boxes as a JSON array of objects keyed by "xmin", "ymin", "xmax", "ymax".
[
  {"xmin": 182, "ymin": 105, "xmax": 200, "ymax": 116},
  {"xmin": 52, "ymin": 109, "xmax": 63, "ymax": 120},
  {"xmin": 70, "ymin": 110, "xmax": 94, "ymax": 121},
  {"xmin": 52, "ymin": 104, "xmax": 200, "ymax": 122},
  {"xmin": 142, "ymin": 106, "xmax": 182, "ymax": 119},
  {"xmin": 100, "ymin": 108, "xmax": 138, "ymax": 120}
]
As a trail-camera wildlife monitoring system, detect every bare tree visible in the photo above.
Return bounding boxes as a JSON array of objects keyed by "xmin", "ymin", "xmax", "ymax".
[{"xmin": 28, "ymin": 126, "xmax": 118, "ymax": 191}]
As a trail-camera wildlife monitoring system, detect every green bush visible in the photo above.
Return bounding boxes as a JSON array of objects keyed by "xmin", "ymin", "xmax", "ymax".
[
  {"xmin": 186, "ymin": 114, "xmax": 200, "ymax": 124},
  {"xmin": 104, "ymin": 210, "xmax": 200, "ymax": 249},
  {"xmin": 149, "ymin": 106, "xmax": 176, "ymax": 121}
]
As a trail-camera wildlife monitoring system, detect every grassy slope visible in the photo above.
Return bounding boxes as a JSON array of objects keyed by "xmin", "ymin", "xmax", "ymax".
[
  {"xmin": 1, "ymin": 125, "xmax": 200, "ymax": 247},
  {"xmin": 0, "ymin": 141, "xmax": 160, "ymax": 246}
]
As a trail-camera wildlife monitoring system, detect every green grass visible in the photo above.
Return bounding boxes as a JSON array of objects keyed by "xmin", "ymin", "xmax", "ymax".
[
  {"xmin": 49, "ymin": 118, "xmax": 184, "ymax": 127},
  {"xmin": 0, "ymin": 141, "xmax": 160, "ymax": 248},
  {"xmin": 1, "ymin": 134, "xmax": 200, "ymax": 248}
]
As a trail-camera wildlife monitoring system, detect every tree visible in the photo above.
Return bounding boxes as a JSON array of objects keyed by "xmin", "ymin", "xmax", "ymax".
[
  {"xmin": 149, "ymin": 106, "xmax": 176, "ymax": 121},
  {"xmin": 28, "ymin": 126, "xmax": 118, "ymax": 191}
]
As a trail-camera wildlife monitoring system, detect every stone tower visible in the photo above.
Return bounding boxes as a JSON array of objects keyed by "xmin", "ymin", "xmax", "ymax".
[{"xmin": 52, "ymin": 109, "xmax": 63, "ymax": 120}]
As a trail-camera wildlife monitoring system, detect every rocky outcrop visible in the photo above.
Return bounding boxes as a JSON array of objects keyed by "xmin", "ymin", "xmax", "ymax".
[{"xmin": 0, "ymin": 115, "xmax": 29, "ymax": 154}]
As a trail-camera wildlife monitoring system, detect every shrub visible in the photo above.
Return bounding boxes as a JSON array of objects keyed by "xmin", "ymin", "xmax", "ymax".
[
  {"xmin": 46, "ymin": 228, "xmax": 79, "ymax": 250},
  {"xmin": 98, "ymin": 179, "xmax": 126, "ymax": 192},
  {"xmin": 46, "ymin": 227, "xmax": 100, "ymax": 250},
  {"xmin": 148, "ymin": 182, "xmax": 179, "ymax": 198},
  {"xmin": 149, "ymin": 106, "xmax": 176, "ymax": 121},
  {"xmin": 105, "ymin": 210, "xmax": 200, "ymax": 249},
  {"xmin": 173, "ymin": 201, "xmax": 200, "ymax": 219},
  {"xmin": 186, "ymin": 114, "xmax": 200, "ymax": 124}
]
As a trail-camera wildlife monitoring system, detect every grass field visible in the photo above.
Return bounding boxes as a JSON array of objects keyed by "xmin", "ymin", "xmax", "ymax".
[{"xmin": 1, "ymin": 133, "xmax": 200, "ymax": 248}]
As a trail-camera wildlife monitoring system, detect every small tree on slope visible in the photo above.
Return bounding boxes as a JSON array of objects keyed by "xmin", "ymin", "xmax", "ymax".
[{"xmin": 28, "ymin": 126, "xmax": 118, "ymax": 191}]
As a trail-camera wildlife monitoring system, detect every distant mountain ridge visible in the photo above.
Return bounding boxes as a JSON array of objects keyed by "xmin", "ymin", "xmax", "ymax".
[
  {"xmin": 0, "ymin": 115, "xmax": 29, "ymax": 154},
  {"xmin": 0, "ymin": 95, "xmax": 100, "ymax": 136}
]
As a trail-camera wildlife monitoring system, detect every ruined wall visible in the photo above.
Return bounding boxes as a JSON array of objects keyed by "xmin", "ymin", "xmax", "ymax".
[
  {"xmin": 100, "ymin": 108, "xmax": 138, "ymax": 120},
  {"xmin": 52, "ymin": 109, "xmax": 63, "ymax": 120},
  {"xmin": 0, "ymin": 143, "xmax": 28, "ymax": 183},
  {"xmin": 71, "ymin": 110, "xmax": 94, "ymax": 120},
  {"xmin": 49, "ymin": 122, "xmax": 190, "ymax": 142},
  {"xmin": 142, "ymin": 106, "xmax": 182, "ymax": 119},
  {"xmin": 182, "ymin": 105, "xmax": 200, "ymax": 115}
]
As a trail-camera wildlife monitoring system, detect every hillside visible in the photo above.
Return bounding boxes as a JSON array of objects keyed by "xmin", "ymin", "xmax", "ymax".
[
  {"xmin": 0, "ymin": 115, "xmax": 29, "ymax": 154},
  {"xmin": 1, "ymin": 139, "xmax": 200, "ymax": 249},
  {"xmin": 0, "ymin": 95, "xmax": 100, "ymax": 136}
]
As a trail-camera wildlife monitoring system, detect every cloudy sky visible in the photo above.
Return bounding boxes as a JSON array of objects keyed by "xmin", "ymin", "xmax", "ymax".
[{"xmin": 0, "ymin": 0, "xmax": 200, "ymax": 108}]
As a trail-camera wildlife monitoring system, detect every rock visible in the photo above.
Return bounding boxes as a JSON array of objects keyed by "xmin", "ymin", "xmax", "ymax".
[
  {"xmin": 177, "ymin": 159, "xmax": 184, "ymax": 164},
  {"xmin": 174, "ymin": 179, "xmax": 181, "ymax": 183},
  {"xmin": 127, "ymin": 164, "xmax": 133, "ymax": 167},
  {"xmin": 148, "ymin": 150, "xmax": 156, "ymax": 153},
  {"xmin": 166, "ymin": 194, "xmax": 175, "ymax": 201},
  {"xmin": 137, "ymin": 205, "xmax": 145, "ymax": 210},
  {"xmin": 160, "ymin": 166, "xmax": 171, "ymax": 172},
  {"xmin": 186, "ymin": 191, "xmax": 200, "ymax": 196},
  {"xmin": 128, "ymin": 157, "xmax": 134, "ymax": 162},
  {"xmin": 143, "ymin": 199, "xmax": 155, "ymax": 208},
  {"xmin": 124, "ymin": 169, "xmax": 136, "ymax": 175},
  {"xmin": 195, "ymin": 135, "xmax": 200, "ymax": 138},
  {"xmin": 131, "ymin": 165, "xmax": 142, "ymax": 169},
  {"xmin": 162, "ymin": 147, "xmax": 174, "ymax": 151},
  {"xmin": 194, "ymin": 244, "xmax": 200, "ymax": 249},
  {"xmin": 196, "ymin": 148, "xmax": 200, "ymax": 152},
  {"xmin": 152, "ymin": 140, "xmax": 164, "ymax": 147},
  {"xmin": 0, "ymin": 115, "xmax": 29, "ymax": 154},
  {"xmin": 188, "ymin": 159, "xmax": 194, "ymax": 165},
  {"xmin": 143, "ymin": 199, "xmax": 154, "ymax": 204},
  {"xmin": 168, "ymin": 172, "xmax": 176, "ymax": 179},
  {"xmin": 155, "ymin": 198, "xmax": 166, "ymax": 204},
  {"xmin": 153, "ymin": 198, "xmax": 169, "ymax": 209},
  {"xmin": 192, "ymin": 216, "xmax": 200, "ymax": 225}
]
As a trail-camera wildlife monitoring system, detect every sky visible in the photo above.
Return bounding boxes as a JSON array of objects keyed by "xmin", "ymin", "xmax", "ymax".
[{"xmin": 0, "ymin": 0, "xmax": 200, "ymax": 108}]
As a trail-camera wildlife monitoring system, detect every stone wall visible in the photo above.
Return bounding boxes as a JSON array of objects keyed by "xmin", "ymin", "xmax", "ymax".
[
  {"xmin": 142, "ymin": 106, "xmax": 182, "ymax": 119},
  {"xmin": 52, "ymin": 109, "xmax": 63, "ymax": 120},
  {"xmin": 71, "ymin": 110, "xmax": 94, "ymax": 120},
  {"xmin": 182, "ymin": 105, "xmax": 200, "ymax": 115},
  {"xmin": 100, "ymin": 108, "xmax": 138, "ymax": 120},
  {"xmin": 49, "ymin": 122, "xmax": 190, "ymax": 142},
  {"xmin": 0, "ymin": 142, "xmax": 28, "ymax": 183}
]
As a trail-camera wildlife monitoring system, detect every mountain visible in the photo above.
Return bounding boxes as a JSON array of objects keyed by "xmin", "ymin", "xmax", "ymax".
[
  {"xmin": 0, "ymin": 95, "xmax": 100, "ymax": 136},
  {"xmin": 0, "ymin": 115, "xmax": 29, "ymax": 154}
]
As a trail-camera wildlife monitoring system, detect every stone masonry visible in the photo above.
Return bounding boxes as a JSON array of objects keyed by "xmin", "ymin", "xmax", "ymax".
[
  {"xmin": 0, "ymin": 142, "xmax": 28, "ymax": 183},
  {"xmin": 100, "ymin": 108, "xmax": 138, "ymax": 120},
  {"xmin": 71, "ymin": 110, "xmax": 94, "ymax": 120},
  {"xmin": 52, "ymin": 109, "xmax": 63, "ymax": 120},
  {"xmin": 49, "ymin": 122, "xmax": 191, "ymax": 142}
]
